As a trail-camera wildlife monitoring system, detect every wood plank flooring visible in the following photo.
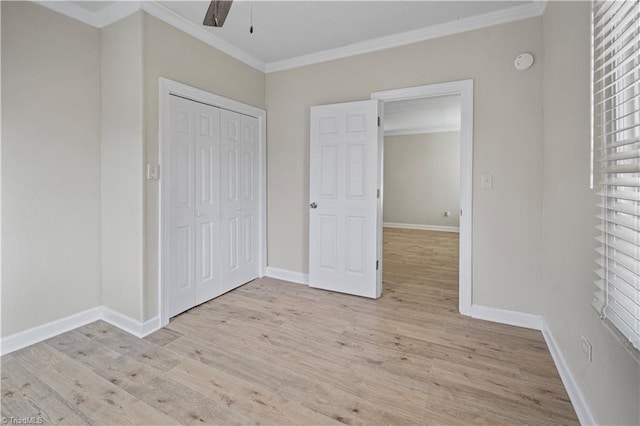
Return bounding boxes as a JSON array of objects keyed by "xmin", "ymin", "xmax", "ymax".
[{"xmin": 1, "ymin": 228, "xmax": 578, "ymax": 425}]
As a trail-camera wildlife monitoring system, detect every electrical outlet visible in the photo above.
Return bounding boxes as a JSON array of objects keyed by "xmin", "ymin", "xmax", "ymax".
[{"xmin": 581, "ymin": 335, "xmax": 592, "ymax": 363}]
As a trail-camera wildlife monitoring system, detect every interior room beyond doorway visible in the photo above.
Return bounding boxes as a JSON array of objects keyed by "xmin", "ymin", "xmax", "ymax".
[{"xmin": 382, "ymin": 94, "xmax": 462, "ymax": 298}]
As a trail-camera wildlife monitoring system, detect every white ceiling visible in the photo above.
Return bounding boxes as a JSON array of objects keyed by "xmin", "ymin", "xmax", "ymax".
[
  {"xmin": 158, "ymin": 1, "xmax": 528, "ymax": 63},
  {"xmin": 384, "ymin": 95, "xmax": 461, "ymax": 136},
  {"xmin": 58, "ymin": 0, "xmax": 545, "ymax": 72},
  {"xmin": 70, "ymin": 1, "xmax": 115, "ymax": 12}
]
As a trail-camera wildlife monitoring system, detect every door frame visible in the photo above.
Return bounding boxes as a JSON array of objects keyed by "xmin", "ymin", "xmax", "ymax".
[
  {"xmin": 158, "ymin": 77, "xmax": 267, "ymax": 327},
  {"xmin": 371, "ymin": 79, "xmax": 474, "ymax": 315}
]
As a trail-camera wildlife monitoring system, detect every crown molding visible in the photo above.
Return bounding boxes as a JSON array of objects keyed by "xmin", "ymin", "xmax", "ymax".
[
  {"xmin": 139, "ymin": 2, "xmax": 265, "ymax": 72},
  {"xmin": 34, "ymin": 0, "xmax": 106, "ymax": 27},
  {"xmin": 92, "ymin": 1, "xmax": 141, "ymax": 28},
  {"xmin": 265, "ymin": 0, "xmax": 547, "ymax": 73},
  {"xmin": 33, "ymin": 0, "xmax": 266, "ymax": 72},
  {"xmin": 35, "ymin": 0, "xmax": 139, "ymax": 28},
  {"xmin": 33, "ymin": 0, "xmax": 545, "ymax": 75}
]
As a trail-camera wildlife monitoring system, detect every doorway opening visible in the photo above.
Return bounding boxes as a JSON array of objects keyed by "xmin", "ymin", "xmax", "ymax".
[{"xmin": 372, "ymin": 80, "xmax": 473, "ymax": 315}]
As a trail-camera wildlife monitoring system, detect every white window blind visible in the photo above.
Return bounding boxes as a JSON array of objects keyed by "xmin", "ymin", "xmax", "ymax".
[{"xmin": 592, "ymin": 0, "xmax": 640, "ymax": 351}]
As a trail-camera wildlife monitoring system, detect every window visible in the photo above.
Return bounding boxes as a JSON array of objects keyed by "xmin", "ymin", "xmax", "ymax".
[{"xmin": 592, "ymin": 0, "xmax": 640, "ymax": 351}]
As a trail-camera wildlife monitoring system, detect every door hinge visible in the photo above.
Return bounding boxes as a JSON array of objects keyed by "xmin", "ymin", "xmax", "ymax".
[
  {"xmin": 460, "ymin": 209, "xmax": 463, "ymax": 216},
  {"xmin": 377, "ymin": 188, "xmax": 380, "ymax": 198},
  {"xmin": 377, "ymin": 116, "xmax": 381, "ymax": 127},
  {"xmin": 376, "ymin": 260, "xmax": 379, "ymax": 270}
]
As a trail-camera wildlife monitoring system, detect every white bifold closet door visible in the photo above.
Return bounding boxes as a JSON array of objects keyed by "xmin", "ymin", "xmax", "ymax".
[
  {"xmin": 220, "ymin": 109, "xmax": 260, "ymax": 292},
  {"xmin": 167, "ymin": 95, "xmax": 258, "ymax": 318}
]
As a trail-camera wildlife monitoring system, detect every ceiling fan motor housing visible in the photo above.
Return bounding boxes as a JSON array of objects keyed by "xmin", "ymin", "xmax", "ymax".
[{"xmin": 203, "ymin": 0, "xmax": 233, "ymax": 27}]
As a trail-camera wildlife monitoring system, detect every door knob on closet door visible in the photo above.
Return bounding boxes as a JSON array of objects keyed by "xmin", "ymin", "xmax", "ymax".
[
  {"xmin": 310, "ymin": 202, "xmax": 317, "ymax": 209},
  {"xmin": 196, "ymin": 213, "xmax": 202, "ymax": 217}
]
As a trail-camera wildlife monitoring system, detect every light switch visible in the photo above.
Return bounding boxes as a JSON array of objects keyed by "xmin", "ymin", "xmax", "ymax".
[
  {"xmin": 146, "ymin": 163, "xmax": 160, "ymax": 180},
  {"xmin": 480, "ymin": 174, "xmax": 493, "ymax": 189}
]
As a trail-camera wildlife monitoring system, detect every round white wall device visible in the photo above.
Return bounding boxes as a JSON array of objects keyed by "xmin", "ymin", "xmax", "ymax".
[{"xmin": 514, "ymin": 53, "xmax": 534, "ymax": 71}]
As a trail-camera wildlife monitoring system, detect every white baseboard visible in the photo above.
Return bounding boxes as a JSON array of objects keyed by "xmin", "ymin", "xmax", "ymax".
[
  {"xmin": 1, "ymin": 306, "xmax": 161, "ymax": 356},
  {"xmin": 101, "ymin": 308, "xmax": 161, "ymax": 339},
  {"xmin": 0, "ymin": 292, "xmax": 594, "ymax": 426},
  {"xmin": 1, "ymin": 306, "xmax": 102, "ymax": 356},
  {"xmin": 542, "ymin": 322, "xmax": 596, "ymax": 426},
  {"xmin": 383, "ymin": 222, "xmax": 460, "ymax": 233},
  {"xmin": 266, "ymin": 266, "xmax": 309, "ymax": 285},
  {"xmin": 468, "ymin": 304, "xmax": 544, "ymax": 330},
  {"xmin": 467, "ymin": 305, "xmax": 595, "ymax": 425}
]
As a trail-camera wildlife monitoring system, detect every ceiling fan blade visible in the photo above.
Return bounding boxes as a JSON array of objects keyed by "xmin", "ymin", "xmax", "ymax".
[{"xmin": 203, "ymin": 0, "xmax": 233, "ymax": 27}]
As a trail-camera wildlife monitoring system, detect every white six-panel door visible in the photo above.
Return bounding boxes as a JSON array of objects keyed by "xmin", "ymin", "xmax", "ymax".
[
  {"xmin": 220, "ymin": 110, "xmax": 260, "ymax": 292},
  {"xmin": 167, "ymin": 95, "xmax": 258, "ymax": 318},
  {"xmin": 168, "ymin": 95, "xmax": 199, "ymax": 317},
  {"xmin": 309, "ymin": 100, "xmax": 381, "ymax": 298},
  {"xmin": 194, "ymin": 102, "xmax": 221, "ymax": 305},
  {"xmin": 239, "ymin": 114, "xmax": 260, "ymax": 285}
]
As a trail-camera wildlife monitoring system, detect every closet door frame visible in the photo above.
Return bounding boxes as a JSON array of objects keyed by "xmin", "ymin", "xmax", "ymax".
[{"xmin": 158, "ymin": 77, "xmax": 267, "ymax": 327}]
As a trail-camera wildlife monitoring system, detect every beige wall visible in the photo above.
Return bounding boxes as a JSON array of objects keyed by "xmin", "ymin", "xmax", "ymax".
[
  {"xmin": 541, "ymin": 2, "xmax": 640, "ymax": 425},
  {"xmin": 142, "ymin": 13, "xmax": 266, "ymax": 320},
  {"xmin": 1, "ymin": 2, "xmax": 102, "ymax": 336},
  {"xmin": 101, "ymin": 13, "xmax": 145, "ymax": 322},
  {"xmin": 266, "ymin": 17, "xmax": 544, "ymax": 314},
  {"xmin": 384, "ymin": 132, "xmax": 460, "ymax": 227},
  {"xmin": 3, "ymin": 3, "xmax": 639, "ymax": 423},
  {"xmin": 1, "ymin": 3, "xmax": 267, "ymax": 332}
]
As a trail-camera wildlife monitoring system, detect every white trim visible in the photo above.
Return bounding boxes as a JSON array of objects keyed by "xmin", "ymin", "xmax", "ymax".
[
  {"xmin": 34, "ymin": 1, "xmax": 266, "ymax": 72},
  {"xmin": 468, "ymin": 304, "xmax": 544, "ymax": 330},
  {"xmin": 383, "ymin": 222, "xmax": 459, "ymax": 233},
  {"xmin": 372, "ymin": 79, "xmax": 474, "ymax": 316},
  {"xmin": 34, "ymin": 1, "xmax": 107, "ymax": 27},
  {"xmin": 35, "ymin": 1, "xmax": 546, "ymax": 74},
  {"xmin": 158, "ymin": 78, "xmax": 268, "ymax": 328},
  {"xmin": 1, "ymin": 307, "xmax": 102, "ymax": 356},
  {"xmin": 140, "ymin": 2, "xmax": 265, "ymax": 72},
  {"xmin": 35, "ymin": 0, "xmax": 141, "ymax": 28},
  {"xmin": 0, "ymin": 306, "xmax": 162, "ymax": 356},
  {"xmin": 0, "ymin": 300, "xmax": 595, "ymax": 426},
  {"xmin": 376, "ymin": 100, "xmax": 384, "ymax": 298},
  {"xmin": 265, "ymin": 267, "xmax": 309, "ymax": 286},
  {"xmin": 542, "ymin": 322, "xmax": 597, "ymax": 426},
  {"xmin": 101, "ymin": 308, "xmax": 160, "ymax": 338},
  {"xmin": 384, "ymin": 125, "xmax": 460, "ymax": 137},
  {"xmin": 265, "ymin": 1, "xmax": 546, "ymax": 73},
  {"xmin": 92, "ymin": 1, "xmax": 141, "ymax": 28},
  {"xmin": 459, "ymin": 306, "xmax": 597, "ymax": 425}
]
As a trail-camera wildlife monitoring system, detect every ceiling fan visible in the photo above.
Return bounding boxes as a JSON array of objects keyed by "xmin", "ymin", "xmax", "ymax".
[{"xmin": 203, "ymin": 0, "xmax": 234, "ymax": 28}]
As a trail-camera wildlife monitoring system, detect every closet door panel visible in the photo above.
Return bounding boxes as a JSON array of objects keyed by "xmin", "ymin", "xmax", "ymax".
[
  {"xmin": 168, "ymin": 95, "xmax": 197, "ymax": 317},
  {"xmin": 220, "ymin": 112, "xmax": 260, "ymax": 290},
  {"xmin": 194, "ymin": 103, "xmax": 221, "ymax": 304},
  {"xmin": 240, "ymin": 115, "xmax": 259, "ymax": 282},
  {"xmin": 220, "ymin": 110, "xmax": 243, "ymax": 291}
]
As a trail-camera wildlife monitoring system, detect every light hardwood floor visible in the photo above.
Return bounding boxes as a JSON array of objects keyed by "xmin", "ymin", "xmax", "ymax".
[{"xmin": 2, "ymin": 228, "xmax": 578, "ymax": 425}]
